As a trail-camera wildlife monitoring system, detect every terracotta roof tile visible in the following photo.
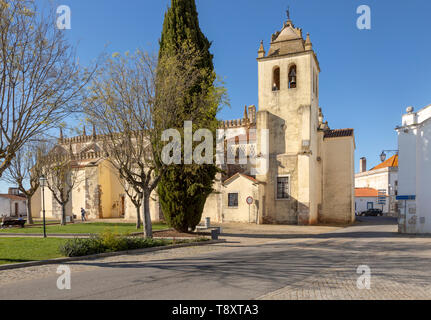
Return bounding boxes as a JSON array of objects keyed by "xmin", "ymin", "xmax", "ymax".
[
  {"xmin": 224, "ymin": 173, "xmax": 258, "ymax": 185},
  {"xmin": 355, "ymin": 188, "xmax": 388, "ymax": 197},
  {"xmin": 324, "ymin": 128, "xmax": 354, "ymax": 139},
  {"xmin": 0, "ymin": 194, "xmax": 26, "ymax": 201},
  {"xmin": 371, "ymin": 154, "xmax": 398, "ymax": 170}
]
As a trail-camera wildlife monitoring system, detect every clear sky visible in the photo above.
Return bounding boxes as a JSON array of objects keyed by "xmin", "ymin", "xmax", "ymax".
[{"xmin": 1, "ymin": 0, "xmax": 431, "ymax": 192}]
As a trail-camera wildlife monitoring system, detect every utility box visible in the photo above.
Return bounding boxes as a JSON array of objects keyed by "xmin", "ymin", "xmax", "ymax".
[
  {"xmin": 211, "ymin": 229, "xmax": 218, "ymax": 240},
  {"xmin": 205, "ymin": 217, "xmax": 211, "ymax": 228}
]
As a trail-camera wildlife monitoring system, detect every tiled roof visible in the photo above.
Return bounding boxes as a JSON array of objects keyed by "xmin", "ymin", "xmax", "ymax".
[
  {"xmin": 324, "ymin": 128, "xmax": 354, "ymax": 139},
  {"xmin": 355, "ymin": 188, "xmax": 378, "ymax": 197},
  {"xmin": 355, "ymin": 188, "xmax": 388, "ymax": 197},
  {"xmin": 371, "ymin": 154, "xmax": 398, "ymax": 170},
  {"xmin": 224, "ymin": 173, "xmax": 258, "ymax": 185},
  {"xmin": 0, "ymin": 194, "xmax": 26, "ymax": 201}
]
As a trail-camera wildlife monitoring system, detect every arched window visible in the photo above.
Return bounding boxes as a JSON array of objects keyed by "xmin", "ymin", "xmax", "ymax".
[
  {"xmin": 272, "ymin": 67, "xmax": 280, "ymax": 91},
  {"xmin": 288, "ymin": 65, "xmax": 297, "ymax": 89}
]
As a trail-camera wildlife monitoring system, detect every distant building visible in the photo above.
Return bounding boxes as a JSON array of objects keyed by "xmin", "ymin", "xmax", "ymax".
[
  {"xmin": 0, "ymin": 188, "xmax": 27, "ymax": 218},
  {"xmin": 355, "ymin": 155, "xmax": 398, "ymax": 216},
  {"xmin": 355, "ymin": 187, "xmax": 388, "ymax": 214},
  {"xmin": 396, "ymin": 105, "xmax": 431, "ymax": 234}
]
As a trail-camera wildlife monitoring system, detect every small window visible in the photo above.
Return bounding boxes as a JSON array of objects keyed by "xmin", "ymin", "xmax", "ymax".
[
  {"xmin": 228, "ymin": 193, "xmax": 238, "ymax": 207},
  {"xmin": 313, "ymin": 70, "xmax": 315, "ymax": 94},
  {"xmin": 272, "ymin": 67, "xmax": 280, "ymax": 91},
  {"xmin": 288, "ymin": 65, "xmax": 297, "ymax": 89},
  {"xmin": 277, "ymin": 176, "xmax": 290, "ymax": 199}
]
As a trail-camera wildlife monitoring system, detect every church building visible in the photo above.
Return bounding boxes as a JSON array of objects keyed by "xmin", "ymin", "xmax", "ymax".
[
  {"xmin": 32, "ymin": 13, "xmax": 355, "ymax": 226},
  {"xmin": 203, "ymin": 14, "xmax": 356, "ymax": 225}
]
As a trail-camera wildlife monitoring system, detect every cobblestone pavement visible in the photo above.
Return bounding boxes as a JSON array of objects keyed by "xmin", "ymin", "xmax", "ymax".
[
  {"xmin": 258, "ymin": 237, "xmax": 431, "ymax": 300},
  {"xmin": 0, "ymin": 244, "xmax": 227, "ymax": 287},
  {"xmin": 0, "ymin": 223, "xmax": 340, "ymax": 287},
  {"xmin": 258, "ymin": 217, "xmax": 431, "ymax": 299},
  {"xmin": 1, "ymin": 217, "xmax": 431, "ymax": 299}
]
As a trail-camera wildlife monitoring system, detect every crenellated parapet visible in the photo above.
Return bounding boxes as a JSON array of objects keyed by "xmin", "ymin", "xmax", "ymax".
[
  {"xmin": 218, "ymin": 105, "xmax": 257, "ymax": 129},
  {"xmin": 59, "ymin": 134, "xmax": 100, "ymax": 145},
  {"xmin": 45, "ymin": 150, "xmax": 105, "ymax": 165}
]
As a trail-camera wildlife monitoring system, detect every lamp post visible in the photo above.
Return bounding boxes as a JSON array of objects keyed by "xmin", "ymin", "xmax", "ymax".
[
  {"xmin": 380, "ymin": 150, "xmax": 399, "ymax": 162},
  {"xmin": 39, "ymin": 175, "xmax": 47, "ymax": 238}
]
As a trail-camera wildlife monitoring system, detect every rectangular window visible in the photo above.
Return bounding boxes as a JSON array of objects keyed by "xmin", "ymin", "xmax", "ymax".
[
  {"xmin": 228, "ymin": 193, "xmax": 238, "ymax": 207},
  {"xmin": 277, "ymin": 176, "xmax": 290, "ymax": 199}
]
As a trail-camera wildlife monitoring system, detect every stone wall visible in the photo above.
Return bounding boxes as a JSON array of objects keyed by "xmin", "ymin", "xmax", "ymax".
[{"xmin": 321, "ymin": 137, "xmax": 355, "ymax": 224}]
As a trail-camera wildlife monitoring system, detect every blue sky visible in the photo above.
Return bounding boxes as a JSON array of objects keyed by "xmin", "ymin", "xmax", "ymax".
[{"xmin": 1, "ymin": 0, "xmax": 431, "ymax": 192}]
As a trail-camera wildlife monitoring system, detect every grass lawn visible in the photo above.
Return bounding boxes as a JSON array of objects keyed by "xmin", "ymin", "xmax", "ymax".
[
  {"xmin": 0, "ymin": 235, "xmax": 208, "ymax": 265},
  {"xmin": 0, "ymin": 222, "xmax": 168, "ymax": 235},
  {"xmin": 0, "ymin": 238, "xmax": 67, "ymax": 265}
]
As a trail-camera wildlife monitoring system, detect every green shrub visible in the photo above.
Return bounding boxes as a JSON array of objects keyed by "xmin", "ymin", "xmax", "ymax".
[
  {"xmin": 58, "ymin": 231, "xmax": 174, "ymax": 257},
  {"xmin": 58, "ymin": 236, "xmax": 104, "ymax": 257}
]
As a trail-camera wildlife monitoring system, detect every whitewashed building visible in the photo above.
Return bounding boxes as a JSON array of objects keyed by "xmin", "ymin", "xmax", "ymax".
[
  {"xmin": 396, "ymin": 105, "xmax": 431, "ymax": 234},
  {"xmin": 0, "ymin": 188, "xmax": 27, "ymax": 218},
  {"xmin": 355, "ymin": 156, "xmax": 398, "ymax": 215},
  {"xmin": 355, "ymin": 188, "xmax": 388, "ymax": 215}
]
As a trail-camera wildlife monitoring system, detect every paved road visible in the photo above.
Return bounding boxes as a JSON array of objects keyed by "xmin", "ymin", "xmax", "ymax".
[{"xmin": 1, "ymin": 217, "xmax": 431, "ymax": 300}]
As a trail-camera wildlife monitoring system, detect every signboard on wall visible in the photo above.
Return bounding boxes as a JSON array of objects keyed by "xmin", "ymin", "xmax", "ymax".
[
  {"xmin": 396, "ymin": 195, "xmax": 416, "ymax": 201},
  {"xmin": 378, "ymin": 189, "xmax": 386, "ymax": 205}
]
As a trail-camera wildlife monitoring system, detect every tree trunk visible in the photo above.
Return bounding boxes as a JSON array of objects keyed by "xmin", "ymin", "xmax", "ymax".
[
  {"xmin": 135, "ymin": 204, "xmax": 141, "ymax": 229},
  {"xmin": 26, "ymin": 196, "xmax": 34, "ymax": 225},
  {"xmin": 142, "ymin": 192, "xmax": 153, "ymax": 238},
  {"xmin": 61, "ymin": 203, "xmax": 66, "ymax": 225}
]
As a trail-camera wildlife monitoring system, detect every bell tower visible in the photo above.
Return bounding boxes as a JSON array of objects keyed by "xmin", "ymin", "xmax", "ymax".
[{"xmin": 255, "ymin": 12, "xmax": 322, "ymax": 225}]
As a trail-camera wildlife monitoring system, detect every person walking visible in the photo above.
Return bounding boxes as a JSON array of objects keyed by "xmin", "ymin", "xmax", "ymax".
[{"xmin": 81, "ymin": 207, "xmax": 87, "ymax": 221}]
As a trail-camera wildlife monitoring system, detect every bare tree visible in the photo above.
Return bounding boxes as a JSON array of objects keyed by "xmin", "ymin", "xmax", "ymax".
[
  {"xmin": 42, "ymin": 150, "xmax": 81, "ymax": 225},
  {"xmin": 0, "ymin": 0, "xmax": 95, "ymax": 177},
  {"xmin": 85, "ymin": 47, "xmax": 226, "ymax": 237},
  {"xmin": 3, "ymin": 139, "xmax": 48, "ymax": 224},
  {"xmin": 85, "ymin": 51, "xmax": 161, "ymax": 236}
]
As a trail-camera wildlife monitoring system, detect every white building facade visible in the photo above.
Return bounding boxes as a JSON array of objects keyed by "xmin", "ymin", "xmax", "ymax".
[
  {"xmin": 355, "ymin": 156, "xmax": 398, "ymax": 216},
  {"xmin": 396, "ymin": 105, "xmax": 431, "ymax": 234},
  {"xmin": 0, "ymin": 188, "xmax": 27, "ymax": 218},
  {"xmin": 355, "ymin": 188, "xmax": 388, "ymax": 214}
]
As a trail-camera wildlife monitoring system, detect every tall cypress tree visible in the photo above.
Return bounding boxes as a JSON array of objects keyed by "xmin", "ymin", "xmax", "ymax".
[{"xmin": 156, "ymin": 0, "xmax": 219, "ymax": 232}]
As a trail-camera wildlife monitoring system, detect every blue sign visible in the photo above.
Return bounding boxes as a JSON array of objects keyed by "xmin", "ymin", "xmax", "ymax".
[{"xmin": 396, "ymin": 195, "xmax": 416, "ymax": 200}]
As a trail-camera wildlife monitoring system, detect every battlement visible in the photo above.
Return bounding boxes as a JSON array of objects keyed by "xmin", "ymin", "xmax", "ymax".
[
  {"xmin": 219, "ymin": 105, "xmax": 257, "ymax": 129},
  {"xmin": 46, "ymin": 150, "xmax": 105, "ymax": 164},
  {"xmin": 59, "ymin": 134, "xmax": 99, "ymax": 145}
]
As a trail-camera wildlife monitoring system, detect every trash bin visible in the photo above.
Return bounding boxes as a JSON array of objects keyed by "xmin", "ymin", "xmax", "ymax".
[{"xmin": 211, "ymin": 228, "xmax": 218, "ymax": 240}]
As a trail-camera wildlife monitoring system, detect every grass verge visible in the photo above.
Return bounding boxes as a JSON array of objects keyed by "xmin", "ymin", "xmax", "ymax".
[
  {"xmin": 0, "ymin": 238, "xmax": 67, "ymax": 265},
  {"xmin": 0, "ymin": 234, "xmax": 209, "ymax": 265},
  {"xmin": 0, "ymin": 222, "xmax": 168, "ymax": 235}
]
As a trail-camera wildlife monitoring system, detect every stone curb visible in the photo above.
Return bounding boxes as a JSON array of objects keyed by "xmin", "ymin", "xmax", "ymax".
[{"xmin": 0, "ymin": 239, "xmax": 226, "ymax": 271}]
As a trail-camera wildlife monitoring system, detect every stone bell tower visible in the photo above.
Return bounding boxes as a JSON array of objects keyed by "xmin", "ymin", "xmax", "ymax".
[{"xmin": 255, "ymin": 12, "xmax": 322, "ymax": 225}]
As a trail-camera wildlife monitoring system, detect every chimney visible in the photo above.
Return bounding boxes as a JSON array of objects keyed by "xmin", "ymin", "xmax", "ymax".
[{"xmin": 359, "ymin": 157, "xmax": 367, "ymax": 173}]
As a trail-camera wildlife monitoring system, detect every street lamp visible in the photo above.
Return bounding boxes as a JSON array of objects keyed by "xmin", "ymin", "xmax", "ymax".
[
  {"xmin": 39, "ymin": 175, "xmax": 47, "ymax": 238},
  {"xmin": 380, "ymin": 150, "xmax": 399, "ymax": 162}
]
